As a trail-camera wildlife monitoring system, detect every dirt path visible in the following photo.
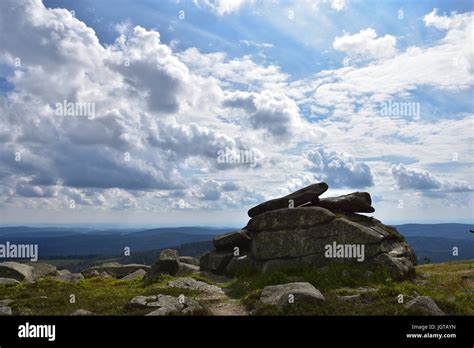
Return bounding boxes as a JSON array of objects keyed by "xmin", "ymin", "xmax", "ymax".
[{"xmin": 199, "ymin": 272, "xmax": 249, "ymax": 316}]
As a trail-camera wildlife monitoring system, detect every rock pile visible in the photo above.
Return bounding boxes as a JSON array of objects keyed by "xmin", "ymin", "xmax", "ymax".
[{"xmin": 200, "ymin": 182, "xmax": 417, "ymax": 280}]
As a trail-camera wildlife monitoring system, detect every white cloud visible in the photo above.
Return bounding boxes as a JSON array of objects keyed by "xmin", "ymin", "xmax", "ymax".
[
  {"xmin": 333, "ymin": 28, "xmax": 397, "ymax": 61},
  {"xmin": 423, "ymin": 8, "xmax": 470, "ymax": 30},
  {"xmin": 390, "ymin": 164, "xmax": 472, "ymax": 192},
  {"xmin": 330, "ymin": 0, "xmax": 346, "ymax": 12},
  {"xmin": 304, "ymin": 148, "xmax": 375, "ymax": 188},
  {"xmin": 193, "ymin": 0, "xmax": 253, "ymax": 15}
]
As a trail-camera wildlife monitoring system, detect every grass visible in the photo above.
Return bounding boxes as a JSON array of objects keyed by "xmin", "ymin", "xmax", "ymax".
[
  {"xmin": 0, "ymin": 276, "xmax": 201, "ymax": 315},
  {"xmin": 0, "ymin": 260, "xmax": 472, "ymax": 316},
  {"xmin": 225, "ymin": 259, "xmax": 474, "ymax": 316}
]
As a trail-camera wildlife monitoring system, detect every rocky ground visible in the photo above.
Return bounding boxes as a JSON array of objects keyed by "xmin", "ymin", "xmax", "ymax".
[{"xmin": 0, "ymin": 256, "xmax": 472, "ymax": 316}]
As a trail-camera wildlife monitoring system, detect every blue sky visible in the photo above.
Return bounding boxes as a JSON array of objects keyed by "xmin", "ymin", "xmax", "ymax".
[{"xmin": 0, "ymin": 0, "xmax": 473, "ymax": 226}]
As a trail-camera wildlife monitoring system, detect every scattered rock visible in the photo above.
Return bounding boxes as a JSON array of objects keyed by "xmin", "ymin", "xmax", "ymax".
[
  {"xmin": 248, "ymin": 182, "xmax": 329, "ymax": 218},
  {"xmin": 0, "ymin": 299, "xmax": 14, "ymax": 306},
  {"xmin": 55, "ymin": 269, "xmax": 84, "ymax": 282},
  {"xmin": 316, "ymin": 192, "xmax": 375, "ymax": 213},
  {"xmin": 145, "ymin": 249, "xmax": 180, "ymax": 280},
  {"xmin": 0, "ymin": 277, "xmax": 20, "ymax": 285},
  {"xmin": 146, "ymin": 295, "xmax": 184, "ymax": 315},
  {"xmin": 213, "ymin": 230, "xmax": 251, "ymax": 251},
  {"xmin": 0, "ymin": 306, "xmax": 12, "ymax": 316},
  {"xmin": 27, "ymin": 262, "xmax": 58, "ymax": 280},
  {"xmin": 70, "ymin": 309, "xmax": 95, "ymax": 316},
  {"xmin": 337, "ymin": 294, "xmax": 361, "ymax": 302},
  {"xmin": 178, "ymin": 256, "xmax": 199, "ymax": 266},
  {"xmin": 405, "ymin": 296, "xmax": 445, "ymax": 315},
  {"xmin": 82, "ymin": 263, "xmax": 150, "ymax": 279},
  {"xmin": 260, "ymin": 282, "xmax": 325, "ymax": 308},
  {"xmin": 0, "ymin": 262, "xmax": 34, "ymax": 282},
  {"xmin": 167, "ymin": 277, "xmax": 225, "ymax": 297},
  {"xmin": 120, "ymin": 269, "xmax": 147, "ymax": 280}
]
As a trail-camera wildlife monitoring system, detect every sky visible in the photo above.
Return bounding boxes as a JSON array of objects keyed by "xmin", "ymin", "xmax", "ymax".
[{"xmin": 0, "ymin": 0, "xmax": 473, "ymax": 227}]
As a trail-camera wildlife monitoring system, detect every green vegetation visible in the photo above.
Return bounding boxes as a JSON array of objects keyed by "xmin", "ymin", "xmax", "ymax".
[
  {"xmin": 0, "ymin": 276, "xmax": 201, "ymax": 315},
  {"xmin": 223, "ymin": 260, "xmax": 474, "ymax": 316},
  {"xmin": 0, "ymin": 260, "xmax": 472, "ymax": 316}
]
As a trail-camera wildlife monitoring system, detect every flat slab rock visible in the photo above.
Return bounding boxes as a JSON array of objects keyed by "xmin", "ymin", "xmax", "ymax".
[
  {"xmin": 316, "ymin": 192, "xmax": 375, "ymax": 213},
  {"xmin": 82, "ymin": 263, "xmax": 150, "ymax": 278},
  {"xmin": 248, "ymin": 182, "xmax": 329, "ymax": 218},
  {"xmin": 129, "ymin": 294, "xmax": 202, "ymax": 316},
  {"xmin": 166, "ymin": 277, "xmax": 225, "ymax": 296},
  {"xmin": 260, "ymin": 282, "xmax": 325, "ymax": 308}
]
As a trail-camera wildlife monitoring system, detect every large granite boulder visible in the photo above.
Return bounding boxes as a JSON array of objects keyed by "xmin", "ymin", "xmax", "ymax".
[
  {"xmin": 202, "ymin": 183, "xmax": 416, "ymax": 281},
  {"xmin": 213, "ymin": 230, "xmax": 251, "ymax": 252},
  {"xmin": 0, "ymin": 262, "xmax": 34, "ymax": 282},
  {"xmin": 248, "ymin": 182, "xmax": 328, "ymax": 217},
  {"xmin": 247, "ymin": 206, "xmax": 335, "ymax": 232}
]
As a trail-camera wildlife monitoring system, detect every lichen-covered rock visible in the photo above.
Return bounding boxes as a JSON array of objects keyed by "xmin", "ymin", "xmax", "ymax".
[{"xmin": 247, "ymin": 207, "xmax": 335, "ymax": 232}]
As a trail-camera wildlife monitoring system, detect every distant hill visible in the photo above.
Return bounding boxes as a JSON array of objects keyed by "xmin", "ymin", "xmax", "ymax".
[
  {"xmin": 1, "ymin": 224, "xmax": 473, "ymax": 264},
  {"xmin": 395, "ymin": 223, "xmax": 473, "ymax": 239},
  {"xmin": 0, "ymin": 226, "xmax": 231, "ymax": 258}
]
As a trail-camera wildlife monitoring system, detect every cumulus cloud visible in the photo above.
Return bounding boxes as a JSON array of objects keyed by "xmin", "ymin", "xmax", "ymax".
[
  {"xmin": 304, "ymin": 148, "xmax": 375, "ymax": 188},
  {"xmin": 223, "ymin": 90, "xmax": 305, "ymax": 139},
  {"xmin": 423, "ymin": 8, "xmax": 471, "ymax": 30},
  {"xmin": 333, "ymin": 28, "xmax": 397, "ymax": 61},
  {"xmin": 390, "ymin": 164, "xmax": 472, "ymax": 192}
]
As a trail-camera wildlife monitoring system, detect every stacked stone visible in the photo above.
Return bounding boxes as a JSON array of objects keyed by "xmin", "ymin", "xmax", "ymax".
[{"xmin": 200, "ymin": 182, "xmax": 417, "ymax": 281}]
